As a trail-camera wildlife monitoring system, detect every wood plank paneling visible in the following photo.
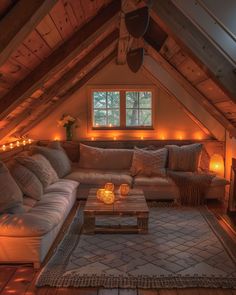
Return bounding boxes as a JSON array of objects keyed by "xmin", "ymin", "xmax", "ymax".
[
  {"xmin": 0, "ymin": 267, "xmax": 16, "ymax": 292},
  {"xmin": 49, "ymin": 0, "xmax": 77, "ymax": 41},
  {"xmin": 0, "ymin": 267, "xmax": 36, "ymax": 295},
  {"xmin": 196, "ymin": 79, "xmax": 230, "ymax": 103},
  {"xmin": 36, "ymin": 14, "xmax": 63, "ymax": 49},
  {"xmin": 151, "ymin": 0, "xmax": 236, "ymax": 101},
  {"xmin": 0, "ymin": 0, "xmax": 57, "ymax": 67},
  {"xmin": 177, "ymin": 58, "xmax": 208, "ymax": 85},
  {"xmin": 11, "ymin": 43, "xmax": 42, "ymax": 70},
  {"xmin": 0, "ymin": 0, "xmax": 120, "ymax": 123},
  {"xmin": 23, "ymin": 30, "xmax": 52, "ymax": 60}
]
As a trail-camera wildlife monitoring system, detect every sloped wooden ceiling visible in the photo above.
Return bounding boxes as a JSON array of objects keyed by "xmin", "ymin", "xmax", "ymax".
[{"xmin": 0, "ymin": 0, "xmax": 236, "ymax": 143}]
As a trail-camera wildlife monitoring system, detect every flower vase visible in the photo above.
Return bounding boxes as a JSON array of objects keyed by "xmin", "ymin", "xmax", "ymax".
[{"xmin": 65, "ymin": 125, "xmax": 73, "ymax": 141}]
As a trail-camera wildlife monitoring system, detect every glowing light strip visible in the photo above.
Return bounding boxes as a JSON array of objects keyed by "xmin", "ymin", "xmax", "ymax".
[{"xmin": 1, "ymin": 139, "xmax": 33, "ymax": 152}]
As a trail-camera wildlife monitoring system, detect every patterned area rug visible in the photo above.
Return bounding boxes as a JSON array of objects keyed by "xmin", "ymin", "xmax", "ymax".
[{"xmin": 36, "ymin": 205, "xmax": 236, "ymax": 289}]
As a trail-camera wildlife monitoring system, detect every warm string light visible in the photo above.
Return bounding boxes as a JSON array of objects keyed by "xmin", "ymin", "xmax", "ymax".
[{"xmin": 1, "ymin": 139, "xmax": 33, "ymax": 152}]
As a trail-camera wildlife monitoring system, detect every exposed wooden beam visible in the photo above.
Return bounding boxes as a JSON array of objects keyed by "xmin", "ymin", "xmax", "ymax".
[
  {"xmin": 0, "ymin": 0, "xmax": 58, "ymax": 66},
  {"xmin": 144, "ymin": 44, "xmax": 231, "ymax": 140},
  {"xmin": 0, "ymin": 31, "xmax": 118, "ymax": 141},
  {"xmin": 16, "ymin": 50, "xmax": 116, "ymax": 137},
  {"xmin": 0, "ymin": 0, "xmax": 120, "ymax": 121},
  {"xmin": 150, "ymin": 0, "xmax": 236, "ymax": 101}
]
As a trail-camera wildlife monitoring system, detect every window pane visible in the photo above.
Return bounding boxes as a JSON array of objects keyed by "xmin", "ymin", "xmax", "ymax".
[
  {"xmin": 107, "ymin": 92, "xmax": 120, "ymax": 108},
  {"xmin": 139, "ymin": 92, "xmax": 152, "ymax": 108},
  {"xmin": 126, "ymin": 92, "xmax": 139, "ymax": 108},
  {"xmin": 139, "ymin": 110, "xmax": 152, "ymax": 126},
  {"xmin": 93, "ymin": 92, "xmax": 106, "ymax": 108},
  {"xmin": 108, "ymin": 109, "xmax": 120, "ymax": 126},
  {"xmin": 126, "ymin": 109, "xmax": 139, "ymax": 126},
  {"xmin": 94, "ymin": 109, "xmax": 107, "ymax": 126}
]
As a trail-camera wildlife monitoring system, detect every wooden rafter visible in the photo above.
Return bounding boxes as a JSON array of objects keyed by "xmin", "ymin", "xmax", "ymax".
[
  {"xmin": 151, "ymin": 0, "xmax": 236, "ymax": 101},
  {"xmin": 145, "ymin": 43, "xmax": 236, "ymax": 138},
  {"xmin": 0, "ymin": 0, "xmax": 120, "ymax": 121},
  {"xmin": 0, "ymin": 30, "xmax": 119, "ymax": 141},
  {"xmin": 16, "ymin": 50, "xmax": 117, "ymax": 137},
  {"xmin": 0, "ymin": 0, "xmax": 58, "ymax": 67}
]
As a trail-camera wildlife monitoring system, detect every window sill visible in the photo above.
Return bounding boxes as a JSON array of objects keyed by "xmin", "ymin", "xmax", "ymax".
[{"xmin": 92, "ymin": 126, "xmax": 154, "ymax": 130}]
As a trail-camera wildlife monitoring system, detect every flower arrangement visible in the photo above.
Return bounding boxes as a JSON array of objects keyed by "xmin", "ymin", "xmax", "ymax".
[{"xmin": 57, "ymin": 114, "xmax": 77, "ymax": 141}]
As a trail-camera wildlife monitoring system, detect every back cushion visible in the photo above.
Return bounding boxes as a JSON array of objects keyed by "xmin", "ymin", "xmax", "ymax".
[
  {"xmin": 16, "ymin": 154, "xmax": 58, "ymax": 188},
  {"xmin": 130, "ymin": 147, "xmax": 168, "ymax": 177},
  {"xmin": 166, "ymin": 143, "xmax": 203, "ymax": 172},
  {"xmin": 31, "ymin": 142, "xmax": 71, "ymax": 178},
  {"xmin": 0, "ymin": 161, "xmax": 24, "ymax": 214},
  {"xmin": 79, "ymin": 144, "xmax": 134, "ymax": 170},
  {"xmin": 10, "ymin": 162, "xmax": 43, "ymax": 200}
]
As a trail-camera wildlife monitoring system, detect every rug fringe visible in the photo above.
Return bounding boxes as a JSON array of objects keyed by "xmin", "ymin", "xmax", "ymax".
[{"xmin": 37, "ymin": 274, "xmax": 236, "ymax": 289}]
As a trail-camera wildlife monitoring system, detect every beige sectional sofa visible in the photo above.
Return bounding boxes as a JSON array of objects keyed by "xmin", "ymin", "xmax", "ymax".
[
  {"xmin": 0, "ymin": 141, "xmax": 229, "ymax": 268},
  {"xmin": 64, "ymin": 143, "xmax": 228, "ymax": 201}
]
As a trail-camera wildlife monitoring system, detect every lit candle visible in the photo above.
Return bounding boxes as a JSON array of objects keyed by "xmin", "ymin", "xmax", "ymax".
[
  {"xmin": 91, "ymin": 137, "xmax": 95, "ymax": 141},
  {"xmin": 140, "ymin": 136, "xmax": 144, "ymax": 140},
  {"xmin": 22, "ymin": 140, "xmax": 26, "ymax": 146},
  {"xmin": 16, "ymin": 141, "xmax": 20, "ymax": 147},
  {"xmin": 10, "ymin": 143, "xmax": 13, "ymax": 149},
  {"xmin": 2, "ymin": 145, "xmax": 6, "ymax": 151},
  {"xmin": 113, "ymin": 136, "xmax": 117, "ymax": 141},
  {"xmin": 28, "ymin": 139, "xmax": 32, "ymax": 144},
  {"xmin": 109, "ymin": 123, "xmax": 112, "ymax": 127}
]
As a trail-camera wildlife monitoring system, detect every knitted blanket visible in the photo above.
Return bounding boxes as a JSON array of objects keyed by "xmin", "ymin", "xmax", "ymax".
[{"xmin": 167, "ymin": 171, "xmax": 215, "ymax": 206}]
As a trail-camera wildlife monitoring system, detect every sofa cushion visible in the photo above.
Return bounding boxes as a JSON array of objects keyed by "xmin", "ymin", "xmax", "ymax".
[
  {"xmin": 65, "ymin": 166, "xmax": 132, "ymax": 186},
  {"xmin": 16, "ymin": 154, "xmax": 58, "ymax": 188},
  {"xmin": 31, "ymin": 142, "xmax": 71, "ymax": 178},
  {"xmin": 130, "ymin": 147, "xmax": 167, "ymax": 177},
  {"xmin": 134, "ymin": 176, "xmax": 175, "ymax": 187},
  {"xmin": 134, "ymin": 174, "xmax": 229, "ymax": 188},
  {"xmin": 79, "ymin": 144, "xmax": 133, "ymax": 170},
  {"xmin": 10, "ymin": 163, "xmax": 43, "ymax": 201},
  {"xmin": 0, "ymin": 162, "xmax": 24, "ymax": 214},
  {"xmin": 166, "ymin": 143, "xmax": 203, "ymax": 172},
  {"xmin": 0, "ymin": 179, "xmax": 78, "ymax": 237}
]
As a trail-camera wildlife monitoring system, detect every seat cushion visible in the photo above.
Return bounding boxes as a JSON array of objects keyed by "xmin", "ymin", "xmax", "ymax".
[
  {"xmin": 16, "ymin": 154, "xmax": 58, "ymax": 188},
  {"xmin": 0, "ymin": 179, "xmax": 78, "ymax": 237},
  {"xmin": 79, "ymin": 144, "xmax": 133, "ymax": 170},
  {"xmin": 134, "ymin": 174, "xmax": 229, "ymax": 188},
  {"xmin": 31, "ymin": 142, "xmax": 71, "ymax": 178},
  {"xmin": 65, "ymin": 167, "xmax": 132, "ymax": 186},
  {"xmin": 0, "ymin": 161, "xmax": 24, "ymax": 214}
]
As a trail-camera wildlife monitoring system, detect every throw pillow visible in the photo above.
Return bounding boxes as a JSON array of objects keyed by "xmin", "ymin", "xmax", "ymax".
[
  {"xmin": 79, "ymin": 144, "xmax": 133, "ymax": 170},
  {"xmin": 0, "ymin": 161, "xmax": 24, "ymax": 214},
  {"xmin": 16, "ymin": 154, "xmax": 58, "ymax": 188},
  {"xmin": 31, "ymin": 141, "xmax": 71, "ymax": 178},
  {"xmin": 130, "ymin": 147, "xmax": 168, "ymax": 177},
  {"xmin": 10, "ymin": 162, "xmax": 43, "ymax": 200},
  {"xmin": 166, "ymin": 143, "xmax": 203, "ymax": 172}
]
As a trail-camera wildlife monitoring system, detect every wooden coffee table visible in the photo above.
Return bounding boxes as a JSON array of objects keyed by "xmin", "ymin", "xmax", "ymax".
[{"xmin": 83, "ymin": 188, "xmax": 149, "ymax": 234}]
